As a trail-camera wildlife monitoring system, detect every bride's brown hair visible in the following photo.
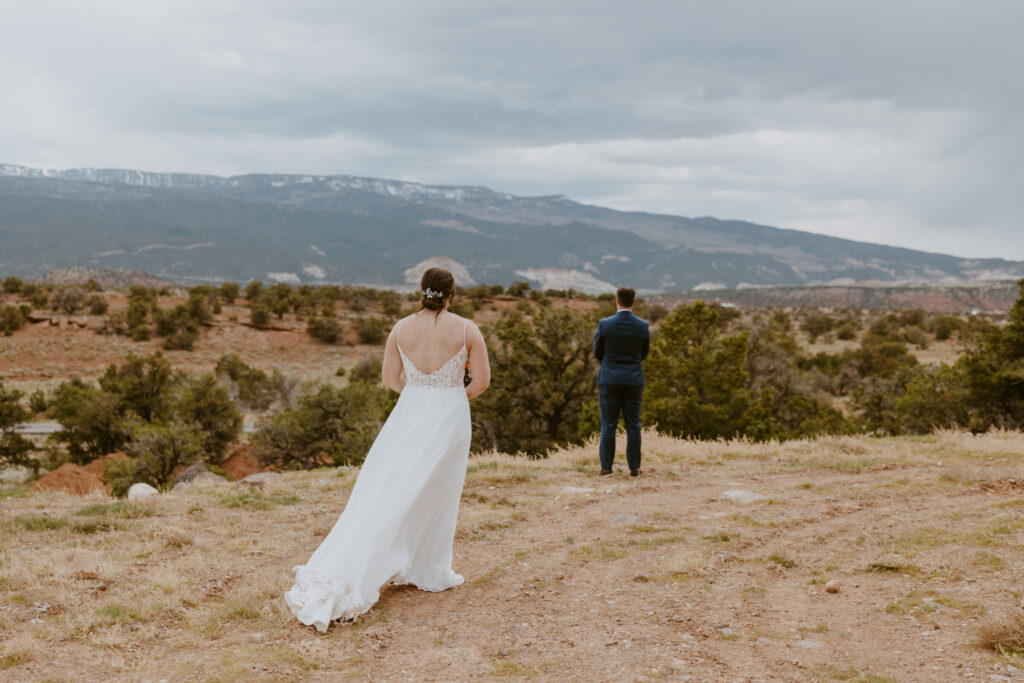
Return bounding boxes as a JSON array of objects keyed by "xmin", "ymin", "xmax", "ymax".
[{"xmin": 419, "ymin": 267, "xmax": 455, "ymax": 314}]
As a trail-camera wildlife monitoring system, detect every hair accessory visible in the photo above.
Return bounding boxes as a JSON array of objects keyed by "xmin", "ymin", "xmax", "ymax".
[{"xmin": 422, "ymin": 287, "xmax": 445, "ymax": 299}]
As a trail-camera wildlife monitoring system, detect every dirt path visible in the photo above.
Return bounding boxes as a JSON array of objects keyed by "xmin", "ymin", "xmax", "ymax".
[{"xmin": 2, "ymin": 432, "xmax": 1023, "ymax": 681}]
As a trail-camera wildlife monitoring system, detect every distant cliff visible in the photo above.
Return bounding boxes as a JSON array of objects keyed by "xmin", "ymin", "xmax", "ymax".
[{"xmin": 652, "ymin": 280, "xmax": 1022, "ymax": 313}]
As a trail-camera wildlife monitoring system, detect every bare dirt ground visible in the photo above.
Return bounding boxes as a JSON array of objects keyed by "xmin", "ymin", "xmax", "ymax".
[
  {"xmin": 0, "ymin": 293, "xmax": 585, "ymax": 394},
  {"xmin": 3, "ymin": 431, "xmax": 1023, "ymax": 681},
  {"xmin": 0, "ymin": 299, "xmax": 369, "ymax": 391}
]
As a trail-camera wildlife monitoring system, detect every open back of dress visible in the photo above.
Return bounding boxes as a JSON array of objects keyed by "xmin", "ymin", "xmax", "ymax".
[{"xmin": 284, "ymin": 318, "xmax": 471, "ymax": 631}]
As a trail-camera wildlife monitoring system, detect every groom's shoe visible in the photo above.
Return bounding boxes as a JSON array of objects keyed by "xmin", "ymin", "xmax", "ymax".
[
  {"xmin": 630, "ymin": 469, "xmax": 640, "ymax": 477},
  {"xmin": 600, "ymin": 468, "xmax": 613, "ymax": 476}
]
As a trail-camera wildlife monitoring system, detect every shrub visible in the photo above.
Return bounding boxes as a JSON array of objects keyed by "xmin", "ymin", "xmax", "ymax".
[
  {"xmin": 348, "ymin": 295, "xmax": 370, "ymax": 313},
  {"xmin": 2, "ymin": 276, "xmax": 24, "ymax": 294},
  {"xmin": 128, "ymin": 285, "xmax": 158, "ymax": 305},
  {"xmin": 98, "ymin": 352, "xmax": 177, "ymax": 422},
  {"xmin": 215, "ymin": 354, "xmax": 277, "ymax": 410},
  {"xmin": 162, "ymin": 327, "xmax": 196, "ymax": 351},
  {"xmin": 49, "ymin": 380, "xmax": 130, "ymax": 463},
  {"xmin": 645, "ymin": 304, "xmax": 669, "ymax": 324},
  {"xmin": 903, "ymin": 325, "xmax": 928, "ymax": 349},
  {"xmin": 252, "ymin": 382, "xmax": 392, "ymax": 469},
  {"xmin": 28, "ymin": 389, "xmax": 49, "ymax": 414},
  {"xmin": 244, "ymin": 280, "xmax": 264, "ymax": 301},
  {"xmin": 0, "ymin": 380, "xmax": 36, "ymax": 473},
  {"xmin": 51, "ymin": 352, "xmax": 243, "ymax": 469},
  {"xmin": 28, "ymin": 288, "xmax": 50, "ymax": 309},
  {"xmin": 174, "ymin": 373, "xmax": 242, "ymax": 460},
  {"xmin": 506, "ymin": 281, "xmax": 531, "ymax": 297},
  {"xmin": 0, "ymin": 305, "xmax": 26, "ymax": 336},
  {"xmin": 356, "ymin": 316, "xmax": 388, "ymax": 344},
  {"xmin": 125, "ymin": 300, "xmax": 149, "ymax": 331},
  {"xmin": 87, "ymin": 294, "xmax": 109, "ymax": 315},
  {"xmin": 899, "ymin": 308, "xmax": 926, "ymax": 327},
  {"xmin": 249, "ymin": 301, "xmax": 271, "ymax": 326},
  {"xmin": 835, "ymin": 321, "xmax": 858, "ymax": 341},
  {"xmin": 851, "ymin": 371, "xmax": 915, "ymax": 434},
  {"xmin": 643, "ymin": 301, "xmax": 752, "ymax": 440},
  {"xmin": 800, "ymin": 312, "xmax": 834, "ymax": 343},
  {"xmin": 219, "ymin": 281, "xmax": 240, "ymax": 303},
  {"xmin": 957, "ymin": 279, "xmax": 1024, "ymax": 429},
  {"xmin": 51, "ymin": 286, "xmax": 87, "ymax": 314},
  {"xmin": 895, "ymin": 363, "xmax": 971, "ymax": 433},
  {"xmin": 473, "ymin": 307, "xmax": 596, "ymax": 454},
  {"xmin": 932, "ymin": 315, "xmax": 964, "ymax": 341},
  {"xmin": 744, "ymin": 317, "xmax": 847, "ymax": 439},
  {"xmin": 307, "ymin": 316, "xmax": 342, "ymax": 344},
  {"xmin": 105, "ymin": 420, "xmax": 205, "ymax": 496},
  {"xmin": 380, "ymin": 291, "xmax": 402, "ymax": 318},
  {"xmin": 349, "ymin": 357, "xmax": 382, "ymax": 384},
  {"xmin": 152, "ymin": 293, "xmax": 209, "ymax": 349}
]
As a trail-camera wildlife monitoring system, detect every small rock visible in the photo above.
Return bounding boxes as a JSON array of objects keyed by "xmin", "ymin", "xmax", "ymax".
[
  {"xmin": 825, "ymin": 579, "xmax": 840, "ymax": 594},
  {"xmin": 239, "ymin": 472, "xmax": 282, "ymax": 485},
  {"xmin": 611, "ymin": 514, "xmax": 642, "ymax": 525},
  {"xmin": 718, "ymin": 627, "xmax": 734, "ymax": 636},
  {"xmin": 172, "ymin": 462, "xmax": 228, "ymax": 490},
  {"xmin": 562, "ymin": 486, "xmax": 595, "ymax": 495},
  {"xmin": 796, "ymin": 639, "xmax": 824, "ymax": 649},
  {"xmin": 722, "ymin": 489, "xmax": 767, "ymax": 504},
  {"xmin": 127, "ymin": 483, "xmax": 159, "ymax": 501},
  {"xmin": 174, "ymin": 462, "xmax": 211, "ymax": 485},
  {"xmin": 987, "ymin": 675, "xmax": 1010, "ymax": 681},
  {"xmin": 756, "ymin": 637, "xmax": 781, "ymax": 646}
]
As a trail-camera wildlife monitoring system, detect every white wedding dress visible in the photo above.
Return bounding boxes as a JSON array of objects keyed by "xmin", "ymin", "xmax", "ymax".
[{"xmin": 284, "ymin": 324, "xmax": 472, "ymax": 631}]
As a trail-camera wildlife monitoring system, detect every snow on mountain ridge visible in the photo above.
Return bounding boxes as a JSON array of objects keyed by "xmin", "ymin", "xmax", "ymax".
[{"xmin": 0, "ymin": 163, "xmax": 563, "ymax": 209}]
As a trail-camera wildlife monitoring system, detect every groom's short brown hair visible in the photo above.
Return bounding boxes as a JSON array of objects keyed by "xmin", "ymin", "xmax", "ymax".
[{"xmin": 616, "ymin": 287, "xmax": 636, "ymax": 308}]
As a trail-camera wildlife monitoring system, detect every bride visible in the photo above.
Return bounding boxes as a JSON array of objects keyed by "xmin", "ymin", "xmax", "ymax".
[{"xmin": 284, "ymin": 267, "xmax": 491, "ymax": 631}]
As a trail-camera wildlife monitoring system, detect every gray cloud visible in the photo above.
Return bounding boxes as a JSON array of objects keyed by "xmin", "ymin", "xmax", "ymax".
[{"xmin": 1, "ymin": 0, "xmax": 1021, "ymax": 258}]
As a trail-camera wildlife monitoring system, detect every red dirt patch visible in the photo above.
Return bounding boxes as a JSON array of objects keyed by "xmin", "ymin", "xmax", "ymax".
[
  {"xmin": 221, "ymin": 444, "xmax": 266, "ymax": 480},
  {"xmin": 29, "ymin": 462, "xmax": 109, "ymax": 495},
  {"xmin": 81, "ymin": 452, "xmax": 129, "ymax": 479}
]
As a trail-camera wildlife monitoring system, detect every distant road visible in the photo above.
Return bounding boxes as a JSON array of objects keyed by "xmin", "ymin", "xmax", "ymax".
[{"xmin": 16, "ymin": 421, "xmax": 258, "ymax": 435}]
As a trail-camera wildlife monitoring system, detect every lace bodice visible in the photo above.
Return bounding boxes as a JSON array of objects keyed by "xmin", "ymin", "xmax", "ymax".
[
  {"xmin": 395, "ymin": 317, "xmax": 468, "ymax": 389},
  {"xmin": 398, "ymin": 345, "xmax": 467, "ymax": 388}
]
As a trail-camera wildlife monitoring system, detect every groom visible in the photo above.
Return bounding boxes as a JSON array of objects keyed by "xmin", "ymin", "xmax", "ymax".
[{"xmin": 593, "ymin": 286, "xmax": 650, "ymax": 477}]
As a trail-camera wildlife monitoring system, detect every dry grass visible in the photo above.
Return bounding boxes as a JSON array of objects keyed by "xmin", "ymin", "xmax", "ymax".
[
  {"xmin": 2, "ymin": 430, "xmax": 1024, "ymax": 681},
  {"xmin": 978, "ymin": 611, "xmax": 1024, "ymax": 654}
]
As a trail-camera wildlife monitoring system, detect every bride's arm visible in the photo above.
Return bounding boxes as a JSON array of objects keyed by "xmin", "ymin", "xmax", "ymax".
[
  {"xmin": 464, "ymin": 321, "xmax": 491, "ymax": 399},
  {"xmin": 381, "ymin": 325, "xmax": 405, "ymax": 393}
]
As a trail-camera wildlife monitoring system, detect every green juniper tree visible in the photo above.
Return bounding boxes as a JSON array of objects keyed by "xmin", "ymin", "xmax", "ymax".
[{"xmin": 473, "ymin": 307, "xmax": 595, "ymax": 455}]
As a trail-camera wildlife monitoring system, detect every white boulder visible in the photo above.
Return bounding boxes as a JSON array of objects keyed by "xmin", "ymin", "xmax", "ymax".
[{"xmin": 127, "ymin": 483, "xmax": 159, "ymax": 501}]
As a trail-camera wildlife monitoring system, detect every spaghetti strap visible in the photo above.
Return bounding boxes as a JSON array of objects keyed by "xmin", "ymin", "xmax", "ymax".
[{"xmin": 463, "ymin": 319, "xmax": 468, "ymax": 348}]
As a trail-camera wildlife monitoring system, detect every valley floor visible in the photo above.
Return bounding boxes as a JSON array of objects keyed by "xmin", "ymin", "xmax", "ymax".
[{"xmin": 2, "ymin": 431, "xmax": 1023, "ymax": 681}]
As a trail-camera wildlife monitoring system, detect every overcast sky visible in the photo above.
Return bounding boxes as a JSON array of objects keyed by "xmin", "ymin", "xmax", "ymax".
[{"xmin": 1, "ymin": 1, "xmax": 1021, "ymax": 259}]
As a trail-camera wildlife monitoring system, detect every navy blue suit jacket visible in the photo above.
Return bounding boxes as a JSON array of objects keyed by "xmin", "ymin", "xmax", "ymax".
[{"xmin": 593, "ymin": 310, "xmax": 650, "ymax": 385}]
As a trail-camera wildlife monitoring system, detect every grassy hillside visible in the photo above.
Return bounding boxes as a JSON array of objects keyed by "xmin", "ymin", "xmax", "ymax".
[{"xmin": 2, "ymin": 431, "xmax": 1023, "ymax": 681}]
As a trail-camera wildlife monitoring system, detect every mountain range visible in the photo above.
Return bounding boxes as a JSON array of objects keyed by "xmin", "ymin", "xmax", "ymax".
[{"xmin": 2, "ymin": 163, "xmax": 1022, "ymax": 294}]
